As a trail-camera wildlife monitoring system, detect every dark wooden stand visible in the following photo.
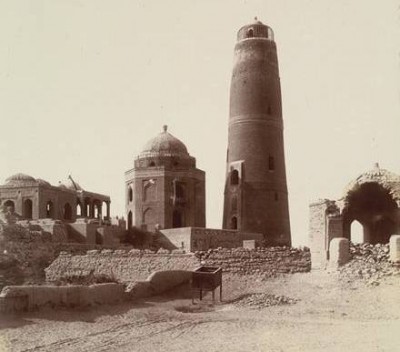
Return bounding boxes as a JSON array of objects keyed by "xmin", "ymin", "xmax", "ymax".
[{"xmin": 191, "ymin": 266, "xmax": 222, "ymax": 303}]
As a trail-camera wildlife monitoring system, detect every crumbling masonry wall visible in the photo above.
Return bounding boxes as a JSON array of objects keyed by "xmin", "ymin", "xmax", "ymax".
[
  {"xmin": 45, "ymin": 247, "xmax": 311, "ymax": 284},
  {"xmin": 201, "ymin": 247, "xmax": 311, "ymax": 275},
  {"xmin": 45, "ymin": 250, "xmax": 200, "ymax": 283},
  {"xmin": 309, "ymin": 200, "xmax": 343, "ymax": 269}
]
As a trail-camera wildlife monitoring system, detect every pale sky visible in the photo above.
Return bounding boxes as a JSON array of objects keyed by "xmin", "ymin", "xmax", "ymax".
[{"xmin": 1, "ymin": 0, "xmax": 399, "ymax": 246}]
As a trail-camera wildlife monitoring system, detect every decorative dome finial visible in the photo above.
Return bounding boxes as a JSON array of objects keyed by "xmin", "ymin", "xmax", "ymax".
[
  {"xmin": 163, "ymin": 125, "xmax": 168, "ymax": 132},
  {"xmin": 374, "ymin": 162, "xmax": 380, "ymax": 169},
  {"xmin": 254, "ymin": 16, "xmax": 258, "ymax": 21}
]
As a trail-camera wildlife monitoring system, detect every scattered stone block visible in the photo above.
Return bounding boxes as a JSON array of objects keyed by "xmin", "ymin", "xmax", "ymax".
[
  {"xmin": 243, "ymin": 240, "xmax": 256, "ymax": 250},
  {"xmin": 329, "ymin": 238, "xmax": 350, "ymax": 268}
]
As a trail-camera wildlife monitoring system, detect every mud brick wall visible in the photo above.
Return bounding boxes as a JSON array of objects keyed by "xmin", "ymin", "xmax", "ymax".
[
  {"xmin": 45, "ymin": 250, "xmax": 200, "ymax": 283},
  {"xmin": 0, "ymin": 223, "xmax": 130, "ymax": 289},
  {"xmin": 201, "ymin": 247, "xmax": 311, "ymax": 276},
  {"xmin": 0, "ymin": 283, "xmax": 125, "ymax": 312}
]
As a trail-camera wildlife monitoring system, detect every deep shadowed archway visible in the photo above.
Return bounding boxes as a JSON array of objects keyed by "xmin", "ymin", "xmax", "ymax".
[{"xmin": 343, "ymin": 182, "xmax": 398, "ymax": 244}]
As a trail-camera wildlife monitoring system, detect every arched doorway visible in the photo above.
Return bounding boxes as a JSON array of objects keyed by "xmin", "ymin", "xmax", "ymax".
[
  {"xmin": 64, "ymin": 203, "xmax": 72, "ymax": 220},
  {"xmin": 4, "ymin": 200, "xmax": 15, "ymax": 213},
  {"xmin": 46, "ymin": 201, "xmax": 54, "ymax": 218},
  {"xmin": 343, "ymin": 182, "xmax": 397, "ymax": 244},
  {"xmin": 76, "ymin": 201, "xmax": 83, "ymax": 217},
  {"xmin": 127, "ymin": 211, "xmax": 133, "ymax": 229},
  {"xmin": 143, "ymin": 208, "xmax": 154, "ymax": 228},
  {"xmin": 172, "ymin": 209, "xmax": 183, "ymax": 228},
  {"xmin": 23, "ymin": 199, "xmax": 33, "ymax": 219},
  {"xmin": 230, "ymin": 170, "xmax": 239, "ymax": 185},
  {"xmin": 350, "ymin": 220, "xmax": 364, "ymax": 244},
  {"xmin": 231, "ymin": 216, "xmax": 238, "ymax": 230}
]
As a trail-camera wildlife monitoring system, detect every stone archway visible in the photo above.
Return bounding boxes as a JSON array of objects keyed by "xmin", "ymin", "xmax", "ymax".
[
  {"xmin": 64, "ymin": 203, "xmax": 72, "ymax": 221},
  {"xmin": 23, "ymin": 199, "xmax": 33, "ymax": 219},
  {"xmin": 127, "ymin": 211, "xmax": 133, "ymax": 229},
  {"xmin": 172, "ymin": 209, "xmax": 183, "ymax": 228},
  {"xmin": 343, "ymin": 182, "xmax": 398, "ymax": 244},
  {"xmin": 4, "ymin": 200, "xmax": 15, "ymax": 213}
]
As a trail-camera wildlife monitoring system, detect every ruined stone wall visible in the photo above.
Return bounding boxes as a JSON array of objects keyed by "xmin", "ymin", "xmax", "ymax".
[
  {"xmin": 191, "ymin": 228, "xmax": 263, "ymax": 251},
  {"xmin": 45, "ymin": 246, "xmax": 311, "ymax": 284},
  {"xmin": 309, "ymin": 200, "xmax": 337, "ymax": 269},
  {"xmin": 0, "ymin": 223, "xmax": 129, "ymax": 289},
  {"xmin": 160, "ymin": 227, "xmax": 263, "ymax": 252},
  {"xmin": 45, "ymin": 250, "xmax": 200, "ymax": 283},
  {"xmin": 0, "ymin": 283, "xmax": 125, "ymax": 313},
  {"xmin": 201, "ymin": 247, "xmax": 311, "ymax": 276}
]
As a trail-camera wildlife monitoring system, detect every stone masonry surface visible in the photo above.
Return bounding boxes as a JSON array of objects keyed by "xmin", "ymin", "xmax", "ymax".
[
  {"xmin": 200, "ymin": 247, "xmax": 311, "ymax": 276},
  {"xmin": 0, "ymin": 224, "xmax": 129, "ymax": 289},
  {"xmin": 45, "ymin": 250, "xmax": 200, "ymax": 283},
  {"xmin": 45, "ymin": 247, "xmax": 312, "ymax": 285}
]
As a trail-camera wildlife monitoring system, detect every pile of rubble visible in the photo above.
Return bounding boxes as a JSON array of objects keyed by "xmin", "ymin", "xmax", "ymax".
[
  {"xmin": 232, "ymin": 293, "xmax": 298, "ymax": 309},
  {"xmin": 339, "ymin": 242, "xmax": 400, "ymax": 285}
]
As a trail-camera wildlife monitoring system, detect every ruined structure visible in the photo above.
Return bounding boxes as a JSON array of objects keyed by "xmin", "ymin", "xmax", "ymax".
[
  {"xmin": 309, "ymin": 163, "xmax": 400, "ymax": 268},
  {"xmin": 0, "ymin": 173, "xmax": 110, "ymax": 222},
  {"xmin": 222, "ymin": 19, "xmax": 291, "ymax": 246},
  {"xmin": 125, "ymin": 126, "xmax": 206, "ymax": 231},
  {"xmin": 0, "ymin": 174, "xmax": 123, "ymax": 245}
]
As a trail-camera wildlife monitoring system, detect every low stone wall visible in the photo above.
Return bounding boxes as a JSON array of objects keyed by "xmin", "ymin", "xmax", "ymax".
[
  {"xmin": 200, "ymin": 247, "xmax": 311, "ymax": 276},
  {"xmin": 160, "ymin": 227, "xmax": 263, "ymax": 252},
  {"xmin": 0, "ymin": 283, "xmax": 125, "ymax": 312},
  {"xmin": 0, "ymin": 223, "xmax": 132, "ymax": 289},
  {"xmin": 45, "ymin": 250, "xmax": 200, "ymax": 284},
  {"xmin": 45, "ymin": 247, "xmax": 312, "ymax": 284}
]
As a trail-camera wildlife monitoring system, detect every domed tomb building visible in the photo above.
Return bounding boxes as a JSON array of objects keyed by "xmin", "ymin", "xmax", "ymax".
[
  {"xmin": 0, "ymin": 173, "xmax": 110, "ymax": 222},
  {"xmin": 125, "ymin": 126, "xmax": 206, "ymax": 231}
]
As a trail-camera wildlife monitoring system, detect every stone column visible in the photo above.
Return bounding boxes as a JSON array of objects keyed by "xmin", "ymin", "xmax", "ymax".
[
  {"xmin": 90, "ymin": 200, "xmax": 94, "ymax": 218},
  {"xmin": 329, "ymin": 237, "xmax": 350, "ymax": 269},
  {"xmin": 389, "ymin": 235, "xmax": 400, "ymax": 263},
  {"xmin": 106, "ymin": 201, "xmax": 110, "ymax": 220}
]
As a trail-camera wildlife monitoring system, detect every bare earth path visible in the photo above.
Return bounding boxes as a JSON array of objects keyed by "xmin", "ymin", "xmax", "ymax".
[{"xmin": 1, "ymin": 271, "xmax": 399, "ymax": 352}]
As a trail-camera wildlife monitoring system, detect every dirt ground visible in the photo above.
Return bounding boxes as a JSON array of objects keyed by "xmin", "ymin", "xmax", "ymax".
[{"xmin": 0, "ymin": 270, "xmax": 399, "ymax": 352}]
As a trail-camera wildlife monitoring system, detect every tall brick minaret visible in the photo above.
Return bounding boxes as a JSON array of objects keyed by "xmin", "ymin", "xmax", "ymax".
[{"xmin": 222, "ymin": 18, "xmax": 291, "ymax": 246}]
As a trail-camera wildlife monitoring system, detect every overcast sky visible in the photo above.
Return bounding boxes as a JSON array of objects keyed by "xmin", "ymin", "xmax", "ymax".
[{"xmin": 1, "ymin": 0, "xmax": 399, "ymax": 246}]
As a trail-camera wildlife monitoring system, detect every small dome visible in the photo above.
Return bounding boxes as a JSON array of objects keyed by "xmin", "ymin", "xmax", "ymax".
[
  {"xmin": 59, "ymin": 177, "xmax": 83, "ymax": 191},
  {"xmin": 139, "ymin": 125, "xmax": 189, "ymax": 159},
  {"xmin": 66, "ymin": 178, "xmax": 82, "ymax": 191},
  {"xmin": 36, "ymin": 178, "xmax": 51, "ymax": 187},
  {"xmin": 5, "ymin": 173, "xmax": 36, "ymax": 185},
  {"xmin": 237, "ymin": 18, "xmax": 274, "ymax": 42}
]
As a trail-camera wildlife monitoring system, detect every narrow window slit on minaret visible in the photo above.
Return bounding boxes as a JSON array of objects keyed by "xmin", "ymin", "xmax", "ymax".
[
  {"xmin": 269, "ymin": 156, "xmax": 275, "ymax": 171},
  {"xmin": 230, "ymin": 170, "xmax": 239, "ymax": 185}
]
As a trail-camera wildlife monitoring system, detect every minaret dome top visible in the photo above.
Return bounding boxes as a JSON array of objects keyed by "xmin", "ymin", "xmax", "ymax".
[{"xmin": 236, "ymin": 18, "xmax": 274, "ymax": 42}]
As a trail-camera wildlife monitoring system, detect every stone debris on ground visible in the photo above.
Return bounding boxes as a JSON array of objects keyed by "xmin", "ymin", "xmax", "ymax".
[
  {"xmin": 232, "ymin": 293, "xmax": 299, "ymax": 309},
  {"xmin": 339, "ymin": 242, "xmax": 400, "ymax": 285}
]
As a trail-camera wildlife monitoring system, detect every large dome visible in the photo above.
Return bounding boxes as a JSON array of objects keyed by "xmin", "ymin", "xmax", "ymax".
[
  {"xmin": 139, "ymin": 125, "xmax": 189, "ymax": 158},
  {"xmin": 343, "ymin": 163, "xmax": 400, "ymax": 202},
  {"xmin": 5, "ymin": 173, "xmax": 37, "ymax": 186}
]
